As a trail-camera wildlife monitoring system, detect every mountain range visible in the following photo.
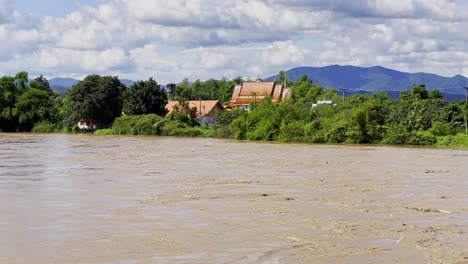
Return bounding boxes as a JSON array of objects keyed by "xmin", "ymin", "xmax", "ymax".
[
  {"xmin": 48, "ymin": 65, "xmax": 468, "ymax": 100},
  {"xmin": 266, "ymin": 65, "xmax": 467, "ymax": 100}
]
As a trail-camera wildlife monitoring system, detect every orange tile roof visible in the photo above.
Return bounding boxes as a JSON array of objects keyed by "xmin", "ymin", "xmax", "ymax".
[
  {"xmin": 231, "ymin": 85, "xmax": 242, "ymax": 101},
  {"xmin": 235, "ymin": 97, "xmax": 264, "ymax": 105},
  {"xmin": 166, "ymin": 100, "xmax": 224, "ymax": 118},
  {"xmin": 229, "ymin": 81, "xmax": 291, "ymax": 108},
  {"xmin": 239, "ymin": 82, "xmax": 275, "ymax": 97}
]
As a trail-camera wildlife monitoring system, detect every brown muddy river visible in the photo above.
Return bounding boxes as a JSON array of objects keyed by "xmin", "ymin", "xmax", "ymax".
[{"xmin": 0, "ymin": 134, "xmax": 467, "ymax": 264}]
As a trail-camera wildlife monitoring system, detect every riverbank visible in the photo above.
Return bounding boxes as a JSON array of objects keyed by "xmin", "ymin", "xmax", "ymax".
[{"xmin": 86, "ymin": 114, "xmax": 468, "ymax": 149}]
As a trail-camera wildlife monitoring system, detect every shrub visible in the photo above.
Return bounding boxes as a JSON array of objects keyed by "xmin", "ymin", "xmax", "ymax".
[
  {"xmin": 278, "ymin": 121, "xmax": 306, "ymax": 142},
  {"xmin": 429, "ymin": 121, "xmax": 451, "ymax": 136},
  {"xmin": 32, "ymin": 121, "xmax": 60, "ymax": 133},
  {"xmin": 160, "ymin": 120, "xmax": 204, "ymax": 137},
  {"xmin": 382, "ymin": 125, "xmax": 410, "ymax": 145},
  {"xmin": 112, "ymin": 114, "xmax": 164, "ymax": 135},
  {"xmin": 94, "ymin": 129, "xmax": 114, "ymax": 135},
  {"xmin": 406, "ymin": 131, "xmax": 437, "ymax": 145},
  {"xmin": 437, "ymin": 133, "xmax": 468, "ymax": 148}
]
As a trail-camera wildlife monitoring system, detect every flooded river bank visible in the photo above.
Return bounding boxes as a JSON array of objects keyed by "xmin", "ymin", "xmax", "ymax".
[{"xmin": 0, "ymin": 134, "xmax": 467, "ymax": 263}]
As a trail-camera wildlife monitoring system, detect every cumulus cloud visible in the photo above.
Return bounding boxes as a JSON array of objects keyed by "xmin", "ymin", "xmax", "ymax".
[{"xmin": 1, "ymin": 0, "xmax": 468, "ymax": 82}]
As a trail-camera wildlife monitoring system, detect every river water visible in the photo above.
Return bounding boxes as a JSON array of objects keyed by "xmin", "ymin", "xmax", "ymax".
[{"xmin": 0, "ymin": 134, "xmax": 467, "ymax": 263}]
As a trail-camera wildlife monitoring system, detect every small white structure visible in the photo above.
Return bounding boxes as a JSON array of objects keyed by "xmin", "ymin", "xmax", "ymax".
[
  {"xmin": 311, "ymin": 100, "xmax": 335, "ymax": 109},
  {"xmin": 78, "ymin": 118, "xmax": 97, "ymax": 130}
]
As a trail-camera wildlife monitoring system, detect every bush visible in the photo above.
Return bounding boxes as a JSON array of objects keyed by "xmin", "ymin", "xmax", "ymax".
[
  {"xmin": 437, "ymin": 133, "xmax": 468, "ymax": 148},
  {"xmin": 278, "ymin": 121, "xmax": 306, "ymax": 142},
  {"xmin": 406, "ymin": 131, "xmax": 437, "ymax": 145},
  {"xmin": 430, "ymin": 121, "xmax": 451, "ymax": 136},
  {"xmin": 383, "ymin": 127, "xmax": 436, "ymax": 145},
  {"xmin": 94, "ymin": 129, "xmax": 114, "ymax": 135},
  {"xmin": 204, "ymin": 126, "xmax": 231, "ymax": 138},
  {"xmin": 113, "ymin": 114, "xmax": 164, "ymax": 135},
  {"xmin": 32, "ymin": 121, "xmax": 61, "ymax": 133},
  {"xmin": 160, "ymin": 120, "xmax": 204, "ymax": 137},
  {"xmin": 382, "ymin": 125, "xmax": 410, "ymax": 145}
]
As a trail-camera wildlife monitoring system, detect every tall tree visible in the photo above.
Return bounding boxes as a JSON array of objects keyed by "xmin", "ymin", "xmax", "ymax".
[
  {"xmin": 0, "ymin": 76, "xmax": 18, "ymax": 131},
  {"xmin": 30, "ymin": 75, "xmax": 51, "ymax": 93},
  {"xmin": 65, "ymin": 75, "xmax": 124, "ymax": 127},
  {"xmin": 174, "ymin": 78, "xmax": 192, "ymax": 101},
  {"xmin": 14, "ymin": 88, "xmax": 54, "ymax": 131},
  {"xmin": 14, "ymin": 71, "xmax": 29, "ymax": 92},
  {"xmin": 122, "ymin": 78, "xmax": 168, "ymax": 116}
]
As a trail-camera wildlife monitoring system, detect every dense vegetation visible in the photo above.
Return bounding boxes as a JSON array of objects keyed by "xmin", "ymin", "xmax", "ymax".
[{"xmin": 0, "ymin": 71, "xmax": 467, "ymax": 148}]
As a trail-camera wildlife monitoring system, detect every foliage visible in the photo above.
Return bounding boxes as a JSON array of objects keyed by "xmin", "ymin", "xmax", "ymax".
[
  {"xmin": 0, "ymin": 72, "xmax": 62, "ymax": 132},
  {"xmin": 15, "ymin": 88, "xmax": 57, "ymax": 131},
  {"xmin": 94, "ymin": 129, "xmax": 114, "ymax": 135},
  {"xmin": 174, "ymin": 78, "xmax": 235, "ymax": 104},
  {"xmin": 112, "ymin": 114, "xmax": 165, "ymax": 135},
  {"xmin": 65, "ymin": 74, "xmax": 124, "ymax": 128},
  {"xmin": 437, "ymin": 133, "xmax": 468, "ymax": 148},
  {"xmin": 0, "ymin": 70, "xmax": 467, "ymax": 149},
  {"xmin": 32, "ymin": 121, "xmax": 62, "ymax": 133},
  {"xmin": 123, "ymin": 78, "xmax": 167, "ymax": 116}
]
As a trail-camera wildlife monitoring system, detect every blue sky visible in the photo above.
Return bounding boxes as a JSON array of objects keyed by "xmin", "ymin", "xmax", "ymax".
[
  {"xmin": 14, "ymin": 0, "xmax": 98, "ymax": 17},
  {"xmin": 1, "ymin": 0, "xmax": 468, "ymax": 83}
]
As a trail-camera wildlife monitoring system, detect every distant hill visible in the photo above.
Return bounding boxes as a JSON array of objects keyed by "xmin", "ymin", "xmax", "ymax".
[
  {"xmin": 121, "ymin": 79, "xmax": 135, "ymax": 87},
  {"xmin": 266, "ymin": 65, "xmax": 468, "ymax": 99},
  {"xmin": 49, "ymin": 78, "xmax": 79, "ymax": 88}
]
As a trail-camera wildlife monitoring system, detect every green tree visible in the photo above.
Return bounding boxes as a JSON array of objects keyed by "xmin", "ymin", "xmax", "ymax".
[
  {"xmin": 65, "ymin": 75, "xmax": 124, "ymax": 128},
  {"xmin": 0, "ymin": 76, "xmax": 18, "ymax": 131},
  {"xmin": 216, "ymin": 78, "xmax": 235, "ymax": 104},
  {"xmin": 410, "ymin": 84, "xmax": 429, "ymax": 100},
  {"xmin": 29, "ymin": 75, "xmax": 52, "ymax": 93},
  {"xmin": 169, "ymin": 100, "xmax": 198, "ymax": 126},
  {"xmin": 429, "ymin": 89, "xmax": 443, "ymax": 99},
  {"xmin": 174, "ymin": 78, "xmax": 192, "ymax": 101},
  {"xmin": 14, "ymin": 88, "xmax": 54, "ymax": 131},
  {"xmin": 277, "ymin": 70, "xmax": 286, "ymax": 84},
  {"xmin": 123, "ymin": 78, "xmax": 168, "ymax": 116},
  {"xmin": 14, "ymin": 71, "xmax": 29, "ymax": 92}
]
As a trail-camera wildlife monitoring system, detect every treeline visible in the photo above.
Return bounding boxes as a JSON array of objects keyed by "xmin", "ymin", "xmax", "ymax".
[
  {"xmin": 0, "ymin": 72, "xmax": 169, "ymax": 132},
  {"xmin": 0, "ymin": 71, "xmax": 467, "ymax": 148},
  {"xmin": 224, "ymin": 81, "xmax": 467, "ymax": 146},
  {"xmin": 0, "ymin": 72, "xmax": 62, "ymax": 132},
  {"xmin": 173, "ymin": 77, "xmax": 243, "ymax": 103}
]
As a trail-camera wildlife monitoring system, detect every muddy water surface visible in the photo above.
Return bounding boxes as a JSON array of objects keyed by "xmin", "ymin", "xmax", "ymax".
[{"xmin": 0, "ymin": 134, "xmax": 467, "ymax": 263}]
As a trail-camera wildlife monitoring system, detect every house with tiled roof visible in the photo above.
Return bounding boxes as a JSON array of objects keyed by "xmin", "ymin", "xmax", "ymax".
[
  {"xmin": 166, "ymin": 100, "xmax": 224, "ymax": 125},
  {"xmin": 229, "ymin": 81, "xmax": 290, "ymax": 110}
]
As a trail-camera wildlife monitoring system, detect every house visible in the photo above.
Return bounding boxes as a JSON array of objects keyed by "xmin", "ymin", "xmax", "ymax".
[
  {"xmin": 165, "ymin": 100, "xmax": 224, "ymax": 125},
  {"xmin": 77, "ymin": 118, "xmax": 97, "ymax": 130},
  {"xmin": 228, "ymin": 81, "xmax": 290, "ymax": 110}
]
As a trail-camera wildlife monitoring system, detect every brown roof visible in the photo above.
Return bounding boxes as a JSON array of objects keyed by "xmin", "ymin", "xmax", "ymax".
[
  {"xmin": 235, "ymin": 97, "xmax": 264, "ymax": 105},
  {"xmin": 230, "ymin": 81, "xmax": 292, "ymax": 107},
  {"xmin": 166, "ymin": 100, "xmax": 224, "ymax": 118},
  {"xmin": 239, "ymin": 82, "xmax": 275, "ymax": 97},
  {"xmin": 231, "ymin": 85, "xmax": 242, "ymax": 101}
]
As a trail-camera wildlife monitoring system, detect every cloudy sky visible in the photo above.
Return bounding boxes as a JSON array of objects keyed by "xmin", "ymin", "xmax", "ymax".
[{"xmin": 1, "ymin": 0, "xmax": 468, "ymax": 83}]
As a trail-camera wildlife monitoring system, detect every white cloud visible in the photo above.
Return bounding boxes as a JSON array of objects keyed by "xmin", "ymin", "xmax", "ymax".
[{"xmin": 1, "ymin": 0, "xmax": 468, "ymax": 82}]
